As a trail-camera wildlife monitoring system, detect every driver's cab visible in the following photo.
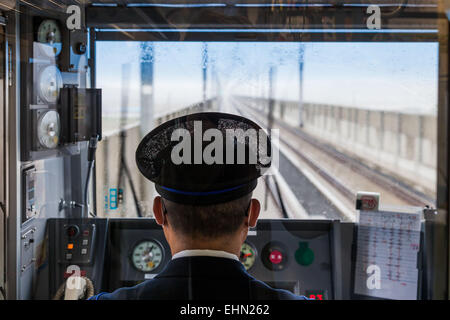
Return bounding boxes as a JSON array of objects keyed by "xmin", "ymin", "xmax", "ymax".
[{"xmin": 0, "ymin": 0, "xmax": 449, "ymax": 301}]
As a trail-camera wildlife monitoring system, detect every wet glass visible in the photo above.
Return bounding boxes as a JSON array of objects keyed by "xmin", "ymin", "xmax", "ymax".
[{"xmin": 95, "ymin": 40, "xmax": 438, "ymax": 221}]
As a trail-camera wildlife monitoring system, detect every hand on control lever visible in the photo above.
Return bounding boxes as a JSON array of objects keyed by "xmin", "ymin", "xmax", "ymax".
[
  {"xmin": 53, "ymin": 274, "xmax": 94, "ymax": 300},
  {"xmin": 64, "ymin": 275, "xmax": 87, "ymax": 300}
]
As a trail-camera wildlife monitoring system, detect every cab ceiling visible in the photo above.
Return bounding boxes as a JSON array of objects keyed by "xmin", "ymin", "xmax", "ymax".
[{"xmin": 11, "ymin": 0, "xmax": 443, "ymax": 42}]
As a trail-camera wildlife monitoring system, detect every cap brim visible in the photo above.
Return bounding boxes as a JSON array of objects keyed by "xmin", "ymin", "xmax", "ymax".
[{"xmin": 155, "ymin": 180, "xmax": 257, "ymax": 205}]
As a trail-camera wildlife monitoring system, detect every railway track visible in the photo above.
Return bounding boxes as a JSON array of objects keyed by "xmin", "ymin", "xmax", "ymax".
[{"xmin": 234, "ymin": 98, "xmax": 434, "ymax": 213}]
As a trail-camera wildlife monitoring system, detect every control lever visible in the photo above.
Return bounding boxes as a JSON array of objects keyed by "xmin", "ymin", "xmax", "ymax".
[
  {"xmin": 53, "ymin": 275, "xmax": 94, "ymax": 300},
  {"xmin": 88, "ymin": 135, "xmax": 99, "ymax": 162}
]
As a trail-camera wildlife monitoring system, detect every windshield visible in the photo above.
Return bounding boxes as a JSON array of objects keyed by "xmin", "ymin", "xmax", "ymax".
[
  {"xmin": 4, "ymin": 0, "xmax": 450, "ymax": 303},
  {"xmin": 95, "ymin": 41, "xmax": 438, "ymax": 221}
]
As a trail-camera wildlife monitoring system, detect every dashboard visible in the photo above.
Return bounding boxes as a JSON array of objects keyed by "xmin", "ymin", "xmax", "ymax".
[
  {"xmin": 38, "ymin": 218, "xmax": 355, "ymax": 300},
  {"xmin": 103, "ymin": 219, "xmax": 350, "ymax": 299}
]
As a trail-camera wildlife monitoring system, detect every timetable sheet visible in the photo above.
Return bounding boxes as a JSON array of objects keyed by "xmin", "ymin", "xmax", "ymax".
[{"xmin": 354, "ymin": 209, "xmax": 421, "ymax": 300}]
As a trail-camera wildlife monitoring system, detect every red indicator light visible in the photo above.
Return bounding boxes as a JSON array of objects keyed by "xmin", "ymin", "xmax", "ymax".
[
  {"xmin": 67, "ymin": 226, "xmax": 79, "ymax": 237},
  {"xmin": 308, "ymin": 294, "xmax": 323, "ymax": 300},
  {"xmin": 269, "ymin": 250, "xmax": 283, "ymax": 264}
]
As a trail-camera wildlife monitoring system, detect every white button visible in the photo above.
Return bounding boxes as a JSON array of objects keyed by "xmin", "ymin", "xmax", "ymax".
[
  {"xmin": 82, "ymin": 239, "xmax": 88, "ymax": 245},
  {"xmin": 81, "ymin": 248, "xmax": 87, "ymax": 255}
]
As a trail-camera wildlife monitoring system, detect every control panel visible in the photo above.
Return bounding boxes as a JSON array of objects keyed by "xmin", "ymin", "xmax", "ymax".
[
  {"xmin": 104, "ymin": 219, "xmax": 345, "ymax": 299},
  {"xmin": 37, "ymin": 218, "xmax": 108, "ymax": 299},
  {"xmin": 33, "ymin": 218, "xmax": 358, "ymax": 299},
  {"xmin": 58, "ymin": 223, "xmax": 97, "ymax": 265},
  {"xmin": 19, "ymin": 7, "xmax": 102, "ymax": 162},
  {"xmin": 21, "ymin": 166, "xmax": 37, "ymax": 223},
  {"xmin": 244, "ymin": 220, "xmax": 340, "ymax": 299},
  {"xmin": 104, "ymin": 220, "xmax": 172, "ymax": 289}
]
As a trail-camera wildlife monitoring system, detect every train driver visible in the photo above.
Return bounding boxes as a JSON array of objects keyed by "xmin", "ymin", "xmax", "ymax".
[{"xmin": 89, "ymin": 112, "xmax": 306, "ymax": 300}]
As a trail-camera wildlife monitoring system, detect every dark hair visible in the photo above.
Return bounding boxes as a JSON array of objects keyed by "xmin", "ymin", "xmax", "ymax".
[{"xmin": 163, "ymin": 193, "xmax": 252, "ymax": 239}]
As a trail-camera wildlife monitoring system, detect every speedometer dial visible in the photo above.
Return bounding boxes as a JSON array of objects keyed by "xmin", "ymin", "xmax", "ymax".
[
  {"xmin": 131, "ymin": 240, "xmax": 164, "ymax": 272},
  {"xmin": 240, "ymin": 242, "xmax": 257, "ymax": 270}
]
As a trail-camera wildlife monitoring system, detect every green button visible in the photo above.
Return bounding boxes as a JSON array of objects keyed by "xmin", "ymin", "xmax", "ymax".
[{"xmin": 295, "ymin": 242, "xmax": 314, "ymax": 266}]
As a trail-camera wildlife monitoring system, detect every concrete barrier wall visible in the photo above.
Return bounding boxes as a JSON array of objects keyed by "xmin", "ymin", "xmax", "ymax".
[
  {"xmin": 243, "ymin": 97, "xmax": 437, "ymax": 196},
  {"xmin": 95, "ymin": 99, "xmax": 217, "ymax": 217},
  {"xmin": 95, "ymin": 125, "xmax": 145, "ymax": 218}
]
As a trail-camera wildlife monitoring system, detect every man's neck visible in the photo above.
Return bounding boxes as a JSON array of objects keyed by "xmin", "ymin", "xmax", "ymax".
[
  {"xmin": 172, "ymin": 249, "xmax": 240, "ymax": 261},
  {"xmin": 170, "ymin": 237, "xmax": 241, "ymax": 257}
]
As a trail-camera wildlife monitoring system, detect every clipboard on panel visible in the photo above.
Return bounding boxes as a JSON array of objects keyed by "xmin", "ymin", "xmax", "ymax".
[{"xmin": 351, "ymin": 191, "xmax": 424, "ymax": 300}]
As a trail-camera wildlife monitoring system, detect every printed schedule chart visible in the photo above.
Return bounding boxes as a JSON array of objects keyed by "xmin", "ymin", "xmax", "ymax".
[{"xmin": 354, "ymin": 209, "xmax": 421, "ymax": 300}]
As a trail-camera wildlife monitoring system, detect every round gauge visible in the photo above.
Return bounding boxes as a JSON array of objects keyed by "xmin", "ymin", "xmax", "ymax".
[
  {"xmin": 37, "ymin": 65, "xmax": 63, "ymax": 104},
  {"xmin": 37, "ymin": 19, "xmax": 62, "ymax": 56},
  {"xmin": 131, "ymin": 240, "xmax": 164, "ymax": 273},
  {"xmin": 37, "ymin": 110, "xmax": 60, "ymax": 149},
  {"xmin": 261, "ymin": 241, "xmax": 289, "ymax": 271},
  {"xmin": 240, "ymin": 242, "xmax": 257, "ymax": 271}
]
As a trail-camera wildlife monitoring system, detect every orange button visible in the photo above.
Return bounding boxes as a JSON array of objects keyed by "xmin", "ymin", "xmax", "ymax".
[{"xmin": 67, "ymin": 243, "xmax": 74, "ymax": 250}]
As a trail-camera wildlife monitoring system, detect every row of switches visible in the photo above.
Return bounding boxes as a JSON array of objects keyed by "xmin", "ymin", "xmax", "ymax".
[{"xmin": 65, "ymin": 226, "xmax": 90, "ymax": 261}]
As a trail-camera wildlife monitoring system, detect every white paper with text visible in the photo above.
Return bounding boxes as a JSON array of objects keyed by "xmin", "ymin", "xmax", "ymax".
[{"xmin": 354, "ymin": 210, "xmax": 421, "ymax": 300}]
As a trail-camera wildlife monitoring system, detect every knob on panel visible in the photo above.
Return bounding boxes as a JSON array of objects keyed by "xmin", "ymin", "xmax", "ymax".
[
  {"xmin": 66, "ymin": 225, "xmax": 79, "ymax": 238},
  {"xmin": 261, "ymin": 241, "xmax": 289, "ymax": 271},
  {"xmin": 295, "ymin": 242, "xmax": 315, "ymax": 266}
]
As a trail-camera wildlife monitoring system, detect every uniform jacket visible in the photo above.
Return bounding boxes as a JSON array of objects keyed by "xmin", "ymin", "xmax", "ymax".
[{"xmin": 90, "ymin": 256, "xmax": 307, "ymax": 300}]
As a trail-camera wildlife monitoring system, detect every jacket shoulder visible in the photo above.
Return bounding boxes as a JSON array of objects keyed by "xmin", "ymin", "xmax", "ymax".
[
  {"xmin": 91, "ymin": 278, "xmax": 163, "ymax": 300},
  {"xmin": 92, "ymin": 277, "xmax": 307, "ymax": 300},
  {"xmin": 249, "ymin": 278, "xmax": 308, "ymax": 300}
]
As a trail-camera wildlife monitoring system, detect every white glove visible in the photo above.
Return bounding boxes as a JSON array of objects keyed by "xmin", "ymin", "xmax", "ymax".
[{"xmin": 64, "ymin": 275, "xmax": 87, "ymax": 300}]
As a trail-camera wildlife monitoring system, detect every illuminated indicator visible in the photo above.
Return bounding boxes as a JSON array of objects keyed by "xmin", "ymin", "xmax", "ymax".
[
  {"xmin": 109, "ymin": 189, "xmax": 118, "ymax": 210},
  {"xmin": 66, "ymin": 225, "xmax": 79, "ymax": 237},
  {"xmin": 305, "ymin": 290, "xmax": 327, "ymax": 300},
  {"xmin": 269, "ymin": 250, "xmax": 283, "ymax": 264},
  {"xmin": 262, "ymin": 241, "xmax": 288, "ymax": 271},
  {"xmin": 67, "ymin": 243, "xmax": 74, "ymax": 250}
]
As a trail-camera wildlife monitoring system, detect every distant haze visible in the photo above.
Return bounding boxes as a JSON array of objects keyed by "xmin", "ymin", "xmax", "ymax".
[{"xmin": 97, "ymin": 41, "xmax": 438, "ymax": 118}]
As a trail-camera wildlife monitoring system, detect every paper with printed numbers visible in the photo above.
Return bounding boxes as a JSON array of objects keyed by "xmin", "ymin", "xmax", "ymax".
[{"xmin": 354, "ymin": 209, "xmax": 421, "ymax": 300}]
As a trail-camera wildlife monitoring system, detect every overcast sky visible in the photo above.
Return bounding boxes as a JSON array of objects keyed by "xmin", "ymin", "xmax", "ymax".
[{"xmin": 96, "ymin": 41, "xmax": 439, "ymax": 118}]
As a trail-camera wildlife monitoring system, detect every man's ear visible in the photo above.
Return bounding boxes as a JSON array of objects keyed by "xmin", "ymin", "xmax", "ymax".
[
  {"xmin": 247, "ymin": 199, "xmax": 260, "ymax": 228},
  {"xmin": 153, "ymin": 196, "xmax": 165, "ymax": 226}
]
